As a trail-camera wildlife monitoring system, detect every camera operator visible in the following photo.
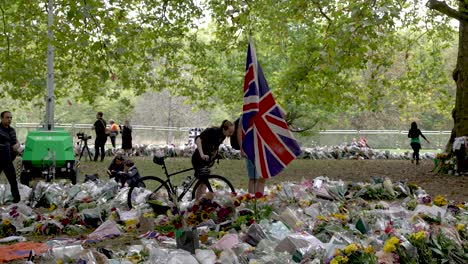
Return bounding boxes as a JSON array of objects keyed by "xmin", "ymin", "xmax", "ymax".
[
  {"xmin": 107, "ymin": 154, "xmax": 125, "ymax": 185},
  {"xmin": 92, "ymin": 111, "xmax": 107, "ymax": 162}
]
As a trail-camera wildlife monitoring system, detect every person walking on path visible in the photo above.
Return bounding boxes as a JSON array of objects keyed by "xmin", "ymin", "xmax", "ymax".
[
  {"xmin": 408, "ymin": 121, "xmax": 430, "ymax": 165},
  {"xmin": 0, "ymin": 111, "xmax": 21, "ymax": 203},
  {"xmin": 92, "ymin": 111, "xmax": 108, "ymax": 162},
  {"xmin": 120, "ymin": 120, "xmax": 133, "ymax": 156}
]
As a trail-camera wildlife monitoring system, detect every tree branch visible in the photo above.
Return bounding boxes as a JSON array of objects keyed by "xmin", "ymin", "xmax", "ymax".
[
  {"xmin": 313, "ymin": 1, "xmax": 331, "ymax": 22},
  {"xmin": 0, "ymin": 4, "xmax": 10, "ymax": 59},
  {"xmin": 427, "ymin": 0, "xmax": 468, "ymax": 22}
]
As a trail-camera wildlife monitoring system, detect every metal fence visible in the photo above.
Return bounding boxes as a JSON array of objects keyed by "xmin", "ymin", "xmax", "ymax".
[{"xmin": 14, "ymin": 123, "xmax": 451, "ymax": 150}]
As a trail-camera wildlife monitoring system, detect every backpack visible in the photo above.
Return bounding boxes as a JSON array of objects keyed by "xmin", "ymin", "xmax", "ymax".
[{"xmin": 230, "ymin": 118, "xmax": 240, "ymax": 150}]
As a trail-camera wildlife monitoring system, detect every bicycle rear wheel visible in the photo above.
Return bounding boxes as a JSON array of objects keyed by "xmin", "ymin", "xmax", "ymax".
[
  {"xmin": 127, "ymin": 176, "xmax": 172, "ymax": 214},
  {"xmin": 191, "ymin": 175, "xmax": 236, "ymax": 200}
]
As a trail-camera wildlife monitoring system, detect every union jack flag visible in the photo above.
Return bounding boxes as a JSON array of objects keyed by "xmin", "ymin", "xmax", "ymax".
[{"xmin": 242, "ymin": 39, "xmax": 301, "ymax": 179}]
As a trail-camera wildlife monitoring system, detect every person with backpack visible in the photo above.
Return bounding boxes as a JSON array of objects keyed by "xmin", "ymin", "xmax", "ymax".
[{"xmin": 232, "ymin": 116, "xmax": 265, "ymax": 195}]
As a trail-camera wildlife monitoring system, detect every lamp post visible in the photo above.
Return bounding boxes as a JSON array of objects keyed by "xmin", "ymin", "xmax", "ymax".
[{"xmin": 45, "ymin": 0, "xmax": 54, "ymax": 130}]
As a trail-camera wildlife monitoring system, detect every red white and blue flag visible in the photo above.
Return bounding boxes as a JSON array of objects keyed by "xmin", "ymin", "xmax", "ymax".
[{"xmin": 242, "ymin": 39, "xmax": 301, "ymax": 179}]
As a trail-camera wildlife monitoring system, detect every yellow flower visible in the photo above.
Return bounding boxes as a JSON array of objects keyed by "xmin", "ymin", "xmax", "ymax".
[
  {"xmin": 410, "ymin": 231, "xmax": 426, "ymax": 241},
  {"xmin": 456, "ymin": 223, "xmax": 465, "ymax": 232},
  {"xmin": 456, "ymin": 203, "xmax": 466, "ymax": 209},
  {"xmin": 330, "ymin": 255, "xmax": 348, "ymax": 264},
  {"xmin": 365, "ymin": 245, "xmax": 374, "ymax": 254},
  {"xmin": 2, "ymin": 219, "xmax": 11, "ymax": 226},
  {"xmin": 276, "ymin": 184, "xmax": 282, "ymax": 191},
  {"xmin": 143, "ymin": 212, "xmax": 155, "ymax": 218},
  {"xmin": 434, "ymin": 195, "xmax": 448, "ymax": 206},
  {"xmin": 299, "ymin": 200, "xmax": 311, "ymax": 207},
  {"xmin": 316, "ymin": 215, "xmax": 327, "ymax": 221},
  {"xmin": 331, "ymin": 213, "xmax": 348, "ymax": 222},
  {"xmin": 200, "ymin": 212, "xmax": 209, "ymax": 221},
  {"xmin": 49, "ymin": 204, "xmax": 57, "ymax": 211},
  {"xmin": 343, "ymin": 243, "xmax": 358, "ymax": 255},
  {"xmin": 383, "ymin": 236, "xmax": 400, "ymax": 253}
]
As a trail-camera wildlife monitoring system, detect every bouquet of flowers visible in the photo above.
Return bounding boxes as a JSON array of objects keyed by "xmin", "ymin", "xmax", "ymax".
[{"xmin": 327, "ymin": 243, "xmax": 376, "ymax": 264}]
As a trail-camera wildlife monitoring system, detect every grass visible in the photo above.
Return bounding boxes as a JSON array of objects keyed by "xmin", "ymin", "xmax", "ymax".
[{"xmin": 78, "ymin": 156, "xmax": 251, "ymax": 191}]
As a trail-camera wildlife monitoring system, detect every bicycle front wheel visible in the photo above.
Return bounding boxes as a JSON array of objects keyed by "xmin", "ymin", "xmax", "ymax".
[
  {"xmin": 191, "ymin": 175, "xmax": 236, "ymax": 200},
  {"xmin": 127, "ymin": 176, "xmax": 172, "ymax": 214}
]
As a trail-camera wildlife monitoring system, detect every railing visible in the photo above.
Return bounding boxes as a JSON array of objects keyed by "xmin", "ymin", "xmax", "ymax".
[{"xmin": 14, "ymin": 123, "xmax": 451, "ymax": 149}]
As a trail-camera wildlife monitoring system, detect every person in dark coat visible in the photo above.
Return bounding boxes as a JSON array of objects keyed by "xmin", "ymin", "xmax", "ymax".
[
  {"xmin": 92, "ymin": 111, "xmax": 107, "ymax": 162},
  {"xmin": 107, "ymin": 154, "xmax": 125, "ymax": 184},
  {"xmin": 0, "ymin": 111, "xmax": 20, "ymax": 203},
  {"xmin": 120, "ymin": 120, "xmax": 133, "ymax": 156},
  {"xmin": 191, "ymin": 120, "xmax": 235, "ymax": 199}
]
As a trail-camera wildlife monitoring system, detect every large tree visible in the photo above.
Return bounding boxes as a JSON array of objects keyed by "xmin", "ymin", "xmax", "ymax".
[
  {"xmin": 0, "ymin": 0, "xmax": 204, "ymax": 102},
  {"xmin": 428, "ymin": 0, "xmax": 468, "ymax": 138},
  {"xmin": 191, "ymin": 0, "xmax": 456, "ymax": 129},
  {"xmin": 0, "ymin": 0, "xmax": 458, "ymax": 131}
]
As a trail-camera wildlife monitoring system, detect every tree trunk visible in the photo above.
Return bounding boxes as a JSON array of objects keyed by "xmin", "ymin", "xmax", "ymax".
[{"xmin": 454, "ymin": 3, "xmax": 468, "ymax": 138}]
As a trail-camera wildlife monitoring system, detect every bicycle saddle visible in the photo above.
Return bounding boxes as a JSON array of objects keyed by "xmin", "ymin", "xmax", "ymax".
[{"xmin": 153, "ymin": 155, "xmax": 165, "ymax": 165}]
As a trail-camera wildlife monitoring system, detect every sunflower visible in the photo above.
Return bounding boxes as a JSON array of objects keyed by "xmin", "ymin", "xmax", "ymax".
[{"xmin": 200, "ymin": 212, "xmax": 209, "ymax": 221}]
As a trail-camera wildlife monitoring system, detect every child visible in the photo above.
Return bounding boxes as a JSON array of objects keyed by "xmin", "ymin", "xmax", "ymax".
[{"xmin": 122, "ymin": 159, "xmax": 143, "ymax": 188}]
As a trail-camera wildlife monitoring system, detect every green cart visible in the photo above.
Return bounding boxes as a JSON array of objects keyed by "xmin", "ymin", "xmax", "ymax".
[{"xmin": 20, "ymin": 128, "xmax": 77, "ymax": 186}]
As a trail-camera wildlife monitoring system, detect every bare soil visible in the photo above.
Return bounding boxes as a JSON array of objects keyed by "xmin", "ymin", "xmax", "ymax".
[{"xmin": 266, "ymin": 159, "xmax": 468, "ymax": 203}]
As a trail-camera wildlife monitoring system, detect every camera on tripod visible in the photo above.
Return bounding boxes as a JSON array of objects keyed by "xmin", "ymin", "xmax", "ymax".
[{"xmin": 77, "ymin": 132, "xmax": 91, "ymax": 140}]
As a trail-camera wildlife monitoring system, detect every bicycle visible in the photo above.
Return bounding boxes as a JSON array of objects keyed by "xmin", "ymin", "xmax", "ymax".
[{"xmin": 127, "ymin": 155, "xmax": 236, "ymax": 211}]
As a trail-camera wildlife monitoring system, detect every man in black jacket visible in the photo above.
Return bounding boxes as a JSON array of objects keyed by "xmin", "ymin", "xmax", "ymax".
[
  {"xmin": 92, "ymin": 111, "xmax": 107, "ymax": 162},
  {"xmin": 0, "ymin": 111, "xmax": 20, "ymax": 203}
]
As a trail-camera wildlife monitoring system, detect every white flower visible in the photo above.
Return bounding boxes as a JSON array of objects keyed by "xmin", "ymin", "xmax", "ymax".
[{"xmin": 383, "ymin": 178, "xmax": 396, "ymax": 197}]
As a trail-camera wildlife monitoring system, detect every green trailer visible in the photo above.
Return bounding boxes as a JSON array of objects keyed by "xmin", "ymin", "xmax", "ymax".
[{"xmin": 20, "ymin": 128, "xmax": 77, "ymax": 186}]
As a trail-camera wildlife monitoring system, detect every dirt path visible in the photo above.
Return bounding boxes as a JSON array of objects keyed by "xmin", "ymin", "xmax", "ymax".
[{"xmin": 267, "ymin": 159, "xmax": 468, "ymax": 203}]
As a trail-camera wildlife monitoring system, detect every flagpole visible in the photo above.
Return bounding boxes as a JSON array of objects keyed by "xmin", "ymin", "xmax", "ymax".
[{"xmin": 249, "ymin": 32, "xmax": 259, "ymax": 220}]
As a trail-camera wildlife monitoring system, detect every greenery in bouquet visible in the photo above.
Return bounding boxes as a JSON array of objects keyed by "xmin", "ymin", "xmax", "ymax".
[
  {"xmin": 0, "ymin": 218, "xmax": 16, "ymax": 237},
  {"xmin": 312, "ymin": 215, "xmax": 349, "ymax": 243},
  {"xmin": 403, "ymin": 198, "xmax": 418, "ymax": 211},
  {"xmin": 233, "ymin": 192, "xmax": 273, "ymax": 222},
  {"xmin": 407, "ymin": 231, "xmax": 436, "ymax": 264},
  {"xmin": 229, "ymin": 208, "xmax": 256, "ymax": 231},
  {"xmin": 34, "ymin": 220, "xmax": 62, "ymax": 236},
  {"xmin": 433, "ymin": 153, "xmax": 455, "ymax": 174},
  {"xmin": 457, "ymin": 223, "xmax": 466, "ymax": 240},
  {"xmin": 327, "ymin": 243, "xmax": 377, "ymax": 264},
  {"xmin": 153, "ymin": 215, "xmax": 176, "ymax": 235},
  {"xmin": 353, "ymin": 178, "xmax": 401, "ymax": 201},
  {"xmin": 376, "ymin": 236, "xmax": 416, "ymax": 264},
  {"xmin": 428, "ymin": 231, "xmax": 468, "ymax": 264}
]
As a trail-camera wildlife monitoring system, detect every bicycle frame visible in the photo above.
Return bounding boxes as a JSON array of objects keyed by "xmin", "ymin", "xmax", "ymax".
[{"xmin": 158, "ymin": 161, "xmax": 198, "ymax": 202}]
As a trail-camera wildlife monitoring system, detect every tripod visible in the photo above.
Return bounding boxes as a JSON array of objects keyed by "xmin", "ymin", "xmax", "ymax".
[{"xmin": 78, "ymin": 139, "xmax": 93, "ymax": 161}]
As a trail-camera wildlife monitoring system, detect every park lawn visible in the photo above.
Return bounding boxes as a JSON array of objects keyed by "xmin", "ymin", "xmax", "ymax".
[{"xmin": 76, "ymin": 156, "xmax": 466, "ymax": 202}]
